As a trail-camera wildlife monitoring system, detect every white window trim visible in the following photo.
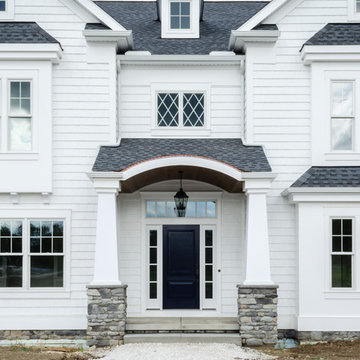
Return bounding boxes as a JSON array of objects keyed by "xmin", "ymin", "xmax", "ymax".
[
  {"xmin": 0, "ymin": 70, "xmax": 39, "ymax": 156},
  {"xmin": 141, "ymin": 192, "xmax": 222, "ymax": 315},
  {"xmin": 0, "ymin": 209, "xmax": 71, "ymax": 297},
  {"xmin": 324, "ymin": 207, "xmax": 360, "ymax": 294},
  {"xmin": 330, "ymin": 80, "xmax": 355, "ymax": 153},
  {"xmin": 151, "ymin": 83, "xmax": 211, "ymax": 136},
  {"xmin": 161, "ymin": 0, "xmax": 199, "ymax": 38},
  {"xmin": 0, "ymin": 0, "xmax": 14, "ymax": 20}
]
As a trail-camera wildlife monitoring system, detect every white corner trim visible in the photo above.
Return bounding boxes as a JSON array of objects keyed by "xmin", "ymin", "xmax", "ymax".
[
  {"xmin": 83, "ymin": 29, "xmax": 133, "ymax": 52},
  {"xmin": 73, "ymin": 0, "xmax": 126, "ymax": 31},
  {"xmin": 237, "ymin": 0, "xmax": 288, "ymax": 31},
  {"xmin": 229, "ymin": 30, "xmax": 280, "ymax": 52},
  {"xmin": 301, "ymin": 45, "xmax": 360, "ymax": 65},
  {"xmin": 0, "ymin": 44, "xmax": 63, "ymax": 63}
]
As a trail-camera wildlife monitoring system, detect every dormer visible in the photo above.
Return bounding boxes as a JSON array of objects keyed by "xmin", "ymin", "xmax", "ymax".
[{"xmin": 158, "ymin": 0, "xmax": 201, "ymax": 38}]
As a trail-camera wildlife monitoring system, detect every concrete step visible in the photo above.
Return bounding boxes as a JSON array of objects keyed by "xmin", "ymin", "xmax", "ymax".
[
  {"xmin": 126, "ymin": 317, "xmax": 239, "ymax": 331},
  {"xmin": 124, "ymin": 333, "xmax": 242, "ymax": 345}
]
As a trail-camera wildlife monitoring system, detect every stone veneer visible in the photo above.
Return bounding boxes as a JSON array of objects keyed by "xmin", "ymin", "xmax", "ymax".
[
  {"xmin": 87, "ymin": 284, "xmax": 127, "ymax": 347},
  {"xmin": 237, "ymin": 284, "xmax": 278, "ymax": 346},
  {"xmin": 0, "ymin": 330, "xmax": 86, "ymax": 340}
]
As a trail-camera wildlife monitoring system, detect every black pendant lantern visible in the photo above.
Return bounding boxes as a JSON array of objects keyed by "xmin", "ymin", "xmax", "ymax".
[{"xmin": 174, "ymin": 171, "xmax": 189, "ymax": 217}]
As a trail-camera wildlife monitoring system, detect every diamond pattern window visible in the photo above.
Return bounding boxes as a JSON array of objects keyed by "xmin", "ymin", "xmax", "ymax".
[
  {"xmin": 157, "ymin": 92, "xmax": 205, "ymax": 128},
  {"xmin": 170, "ymin": 1, "xmax": 190, "ymax": 29}
]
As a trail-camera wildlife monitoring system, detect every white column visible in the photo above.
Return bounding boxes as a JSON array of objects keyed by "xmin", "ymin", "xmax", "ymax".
[
  {"xmin": 91, "ymin": 179, "xmax": 121, "ymax": 285},
  {"xmin": 243, "ymin": 177, "xmax": 274, "ymax": 285}
]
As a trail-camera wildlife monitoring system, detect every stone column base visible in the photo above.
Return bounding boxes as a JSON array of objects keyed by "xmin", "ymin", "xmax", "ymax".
[
  {"xmin": 237, "ymin": 284, "xmax": 278, "ymax": 346},
  {"xmin": 87, "ymin": 284, "xmax": 127, "ymax": 347}
]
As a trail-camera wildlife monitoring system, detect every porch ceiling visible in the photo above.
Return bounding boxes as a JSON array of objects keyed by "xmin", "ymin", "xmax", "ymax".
[{"xmin": 120, "ymin": 165, "xmax": 244, "ymax": 193}]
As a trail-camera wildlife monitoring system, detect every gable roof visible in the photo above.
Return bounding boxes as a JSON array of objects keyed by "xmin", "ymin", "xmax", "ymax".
[
  {"xmin": 95, "ymin": 1, "xmax": 268, "ymax": 54},
  {"xmin": 0, "ymin": 22, "xmax": 60, "ymax": 44},
  {"xmin": 92, "ymin": 138, "xmax": 272, "ymax": 172},
  {"xmin": 291, "ymin": 167, "xmax": 360, "ymax": 188},
  {"xmin": 303, "ymin": 23, "xmax": 360, "ymax": 47}
]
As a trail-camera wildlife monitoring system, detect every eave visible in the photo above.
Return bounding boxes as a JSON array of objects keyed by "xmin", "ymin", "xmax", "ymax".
[
  {"xmin": 301, "ymin": 45, "xmax": 360, "ymax": 65},
  {"xmin": 229, "ymin": 30, "xmax": 280, "ymax": 52}
]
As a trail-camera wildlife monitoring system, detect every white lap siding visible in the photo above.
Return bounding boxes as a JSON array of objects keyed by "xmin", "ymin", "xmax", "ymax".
[
  {"xmin": 0, "ymin": 0, "xmax": 115, "ymax": 330},
  {"xmin": 246, "ymin": 0, "xmax": 349, "ymax": 329}
]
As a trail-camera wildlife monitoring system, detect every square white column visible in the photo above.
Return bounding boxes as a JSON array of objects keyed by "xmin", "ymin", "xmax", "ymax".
[
  {"xmin": 91, "ymin": 178, "xmax": 121, "ymax": 285},
  {"xmin": 242, "ymin": 176, "xmax": 275, "ymax": 285}
]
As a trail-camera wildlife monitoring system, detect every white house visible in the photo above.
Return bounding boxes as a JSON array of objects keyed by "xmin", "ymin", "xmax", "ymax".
[{"xmin": 0, "ymin": 0, "xmax": 360, "ymax": 347}]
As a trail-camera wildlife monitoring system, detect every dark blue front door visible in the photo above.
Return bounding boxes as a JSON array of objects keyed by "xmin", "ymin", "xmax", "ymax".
[{"xmin": 163, "ymin": 225, "xmax": 200, "ymax": 309}]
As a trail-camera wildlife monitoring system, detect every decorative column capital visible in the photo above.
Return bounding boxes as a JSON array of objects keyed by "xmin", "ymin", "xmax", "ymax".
[
  {"xmin": 242, "ymin": 173, "xmax": 276, "ymax": 195},
  {"xmin": 88, "ymin": 173, "xmax": 122, "ymax": 194}
]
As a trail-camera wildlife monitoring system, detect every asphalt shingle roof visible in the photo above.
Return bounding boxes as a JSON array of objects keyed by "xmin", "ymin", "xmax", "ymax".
[
  {"xmin": 291, "ymin": 167, "xmax": 360, "ymax": 187},
  {"xmin": 303, "ymin": 23, "xmax": 360, "ymax": 47},
  {"xmin": 92, "ymin": 138, "xmax": 272, "ymax": 172},
  {"xmin": 95, "ymin": 1, "xmax": 269, "ymax": 54},
  {"xmin": 0, "ymin": 22, "xmax": 59, "ymax": 44}
]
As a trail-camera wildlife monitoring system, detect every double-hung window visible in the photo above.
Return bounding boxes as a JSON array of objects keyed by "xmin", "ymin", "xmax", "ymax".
[
  {"xmin": 330, "ymin": 81, "xmax": 354, "ymax": 151},
  {"xmin": 9, "ymin": 81, "xmax": 32, "ymax": 151},
  {"xmin": 331, "ymin": 218, "xmax": 353, "ymax": 288},
  {"xmin": 157, "ymin": 92, "xmax": 205, "ymax": 127},
  {"xmin": 0, "ymin": 219, "xmax": 65, "ymax": 289}
]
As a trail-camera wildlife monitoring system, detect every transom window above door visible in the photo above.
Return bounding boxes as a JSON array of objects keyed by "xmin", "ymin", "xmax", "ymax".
[{"xmin": 157, "ymin": 92, "xmax": 205, "ymax": 127}]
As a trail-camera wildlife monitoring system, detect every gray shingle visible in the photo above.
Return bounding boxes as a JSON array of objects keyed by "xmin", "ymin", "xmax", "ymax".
[
  {"xmin": 85, "ymin": 23, "xmax": 111, "ymax": 30},
  {"xmin": 252, "ymin": 24, "xmax": 278, "ymax": 30},
  {"xmin": 291, "ymin": 167, "xmax": 360, "ymax": 187},
  {"xmin": 95, "ymin": 1, "xmax": 268, "ymax": 54},
  {"xmin": 303, "ymin": 23, "xmax": 360, "ymax": 47},
  {"xmin": 0, "ymin": 22, "xmax": 60, "ymax": 44},
  {"xmin": 92, "ymin": 138, "xmax": 272, "ymax": 172}
]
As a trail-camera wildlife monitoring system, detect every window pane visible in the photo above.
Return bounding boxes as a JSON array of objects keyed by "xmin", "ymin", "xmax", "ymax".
[
  {"xmin": 166, "ymin": 202, "xmax": 176, "ymax": 217},
  {"xmin": 21, "ymin": 82, "xmax": 31, "ymax": 98},
  {"xmin": 170, "ymin": 16, "xmax": 180, "ymax": 29},
  {"xmin": 332, "ymin": 236, "xmax": 341, "ymax": 252},
  {"xmin": 1, "ymin": 238, "xmax": 10, "ymax": 253},
  {"xmin": 332, "ymin": 255, "xmax": 352, "ymax": 288},
  {"xmin": 146, "ymin": 201, "xmax": 156, "ymax": 218},
  {"xmin": 30, "ymin": 238, "xmax": 40, "ymax": 253},
  {"xmin": 53, "ymin": 222, "xmax": 63, "ymax": 237},
  {"xmin": 170, "ymin": 2, "xmax": 180, "ymax": 15},
  {"xmin": 53, "ymin": 238, "xmax": 63, "ymax": 253},
  {"xmin": 150, "ymin": 265, "xmax": 157, "ymax": 281},
  {"xmin": 149, "ymin": 283, "xmax": 157, "ymax": 299},
  {"xmin": 150, "ymin": 248, "xmax": 157, "ymax": 264},
  {"xmin": 181, "ymin": 2, "xmax": 190, "ymax": 15},
  {"xmin": 205, "ymin": 230, "xmax": 213, "ymax": 247},
  {"xmin": 157, "ymin": 93, "xmax": 179, "ymax": 127},
  {"xmin": 332, "ymin": 219, "xmax": 341, "ymax": 235},
  {"xmin": 1, "ymin": 222, "xmax": 10, "ymax": 236},
  {"xmin": 357, "ymin": 0, "xmax": 360, "ymax": 12},
  {"xmin": 10, "ymin": 82, "xmax": 20, "ymax": 98},
  {"xmin": 343, "ymin": 237, "xmax": 352, "ymax": 252},
  {"xmin": 21, "ymin": 99, "xmax": 31, "ymax": 116},
  {"xmin": 181, "ymin": 16, "xmax": 190, "ymax": 29},
  {"xmin": 331, "ymin": 118, "xmax": 352, "ymax": 151},
  {"xmin": 10, "ymin": 99, "xmax": 20, "ymax": 113},
  {"xmin": 30, "ymin": 222, "xmax": 40, "ymax": 236},
  {"xmin": 42, "ymin": 222, "xmax": 52, "ymax": 236},
  {"xmin": 12, "ymin": 238, "xmax": 22, "ymax": 253},
  {"xmin": 183, "ymin": 93, "xmax": 204, "ymax": 127},
  {"xmin": 41, "ymin": 237, "xmax": 52, "ymax": 253},
  {"xmin": 343, "ymin": 219, "xmax": 352, "ymax": 236},
  {"xmin": 186, "ymin": 201, "xmax": 196, "ymax": 217},
  {"xmin": 0, "ymin": 1, "xmax": 5, "ymax": 11},
  {"xmin": 30, "ymin": 256, "xmax": 63, "ymax": 287},
  {"xmin": 332, "ymin": 82, "xmax": 353, "ymax": 117},
  {"xmin": 207, "ymin": 201, "xmax": 216, "ymax": 218},
  {"xmin": 197, "ymin": 201, "xmax": 206, "ymax": 217},
  {"xmin": 205, "ymin": 248, "xmax": 213, "ymax": 264},
  {"xmin": 157, "ymin": 201, "xmax": 166, "ymax": 217},
  {"xmin": 0, "ymin": 256, "xmax": 22, "ymax": 287},
  {"xmin": 205, "ymin": 265, "xmax": 213, "ymax": 282},
  {"xmin": 9, "ymin": 117, "xmax": 32, "ymax": 151},
  {"xmin": 205, "ymin": 283, "xmax": 213, "ymax": 299},
  {"xmin": 150, "ymin": 230, "xmax": 157, "ymax": 247},
  {"xmin": 12, "ymin": 221, "xmax": 22, "ymax": 237}
]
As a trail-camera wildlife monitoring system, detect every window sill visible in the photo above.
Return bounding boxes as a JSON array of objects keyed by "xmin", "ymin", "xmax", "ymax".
[
  {"xmin": 0, "ymin": 152, "xmax": 39, "ymax": 161},
  {"xmin": 151, "ymin": 128, "xmax": 211, "ymax": 137},
  {"xmin": 0, "ymin": 290, "xmax": 71, "ymax": 299},
  {"xmin": 324, "ymin": 152, "xmax": 360, "ymax": 162},
  {"xmin": 324, "ymin": 290, "xmax": 360, "ymax": 299}
]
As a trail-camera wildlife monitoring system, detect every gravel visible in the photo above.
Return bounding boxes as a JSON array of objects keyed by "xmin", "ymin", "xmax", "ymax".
[{"xmin": 100, "ymin": 343, "xmax": 276, "ymax": 360}]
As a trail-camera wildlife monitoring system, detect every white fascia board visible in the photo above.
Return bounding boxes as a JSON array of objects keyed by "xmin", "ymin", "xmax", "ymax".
[
  {"xmin": 237, "ymin": 0, "xmax": 289, "ymax": 31},
  {"xmin": 74, "ymin": 0, "xmax": 126, "ymax": 31},
  {"xmin": 282, "ymin": 187, "xmax": 360, "ymax": 203},
  {"xmin": 83, "ymin": 29, "xmax": 133, "ymax": 52},
  {"xmin": 229, "ymin": 30, "xmax": 280, "ymax": 52},
  {"xmin": 0, "ymin": 43, "xmax": 63, "ymax": 63},
  {"xmin": 301, "ymin": 45, "xmax": 360, "ymax": 65},
  {"xmin": 88, "ymin": 172, "xmax": 124, "ymax": 180},
  {"xmin": 117, "ymin": 54, "xmax": 245, "ymax": 66}
]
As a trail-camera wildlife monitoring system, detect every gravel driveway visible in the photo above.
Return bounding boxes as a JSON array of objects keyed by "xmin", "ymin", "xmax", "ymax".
[{"xmin": 100, "ymin": 343, "xmax": 275, "ymax": 360}]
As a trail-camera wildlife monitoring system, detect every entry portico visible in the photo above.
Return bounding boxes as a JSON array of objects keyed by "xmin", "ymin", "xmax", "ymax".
[{"xmin": 87, "ymin": 138, "xmax": 277, "ymax": 346}]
